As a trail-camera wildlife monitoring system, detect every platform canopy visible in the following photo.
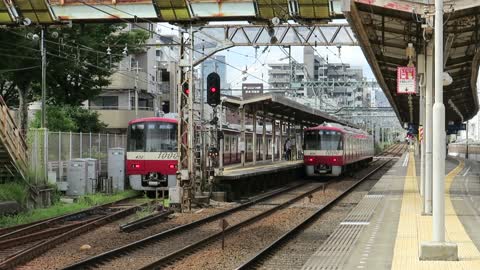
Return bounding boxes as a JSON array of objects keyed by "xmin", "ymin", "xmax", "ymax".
[
  {"xmin": 222, "ymin": 93, "xmax": 356, "ymax": 128},
  {"xmin": 345, "ymin": 0, "xmax": 480, "ymax": 125},
  {"xmin": 0, "ymin": 0, "xmax": 340, "ymax": 24}
]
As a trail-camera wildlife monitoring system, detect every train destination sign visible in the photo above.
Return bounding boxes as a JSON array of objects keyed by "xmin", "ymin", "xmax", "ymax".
[{"xmin": 397, "ymin": 67, "xmax": 416, "ymax": 95}]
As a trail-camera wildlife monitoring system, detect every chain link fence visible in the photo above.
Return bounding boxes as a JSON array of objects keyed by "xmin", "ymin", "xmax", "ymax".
[{"xmin": 30, "ymin": 130, "xmax": 126, "ymax": 183}]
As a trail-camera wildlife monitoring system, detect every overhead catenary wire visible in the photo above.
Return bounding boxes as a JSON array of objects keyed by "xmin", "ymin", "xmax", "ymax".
[
  {"xmin": 0, "ymin": 65, "xmax": 40, "ymax": 73},
  {"xmin": 80, "ymin": 1, "xmax": 270, "ymax": 85}
]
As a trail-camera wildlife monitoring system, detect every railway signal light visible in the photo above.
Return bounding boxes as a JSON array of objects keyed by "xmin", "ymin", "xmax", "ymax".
[
  {"xmin": 207, "ymin": 72, "xmax": 220, "ymax": 107},
  {"xmin": 182, "ymin": 82, "xmax": 189, "ymax": 96}
]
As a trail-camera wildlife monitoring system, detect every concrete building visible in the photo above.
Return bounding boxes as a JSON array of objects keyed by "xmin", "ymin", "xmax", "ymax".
[
  {"xmin": 267, "ymin": 62, "xmax": 304, "ymax": 93},
  {"xmin": 267, "ymin": 47, "xmax": 371, "ymax": 108},
  {"xmin": 87, "ymin": 24, "xmax": 180, "ymax": 132}
]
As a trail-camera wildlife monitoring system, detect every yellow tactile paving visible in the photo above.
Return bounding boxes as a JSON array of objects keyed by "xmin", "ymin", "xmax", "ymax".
[{"xmin": 391, "ymin": 152, "xmax": 480, "ymax": 269}]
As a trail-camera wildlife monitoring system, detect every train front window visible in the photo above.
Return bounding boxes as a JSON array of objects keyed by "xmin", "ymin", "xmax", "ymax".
[
  {"xmin": 305, "ymin": 130, "xmax": 342, "ymax": 150},
  {"xmin": 128, "ymin": 123, "xmax": 145, "ymax": 151},
  {"xmin": 145, "ymin": 123, "xmax": 177, "ymax": 152}
]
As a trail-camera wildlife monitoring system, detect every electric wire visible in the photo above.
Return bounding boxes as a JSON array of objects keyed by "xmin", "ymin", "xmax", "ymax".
[{"xmin": 80, "ymin": 1, "xmax": 270, "ymax": 85}]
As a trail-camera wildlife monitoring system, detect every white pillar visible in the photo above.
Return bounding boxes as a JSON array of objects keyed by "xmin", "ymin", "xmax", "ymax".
[
  {"xmin": 418, "ymin": 53, "xmax": 426, "ymax": 197},
  {"xmin": 262, "ymin": 115, "xmax": 267, "ymax": 161},
  {"xmin": 272, "ymin": 119, "xmax": 276, "ymax": 162},
  {"xmin": 279, "ymin": 120, "xmax": 284, "ymax": 160},
  {"xmin": 425, "ymin": 42, "xmax": 433, "ymax": 215},
  {"xmin": 253, "ymin": 112, "xmax": 257, "ymax": 165},
  {"xmin": 241, "ymin": 107, "xmax": 246, "ymax": 167},
  {"xmin": 432, "ymin": 0, "xmax": 445, "ymax": 242}
]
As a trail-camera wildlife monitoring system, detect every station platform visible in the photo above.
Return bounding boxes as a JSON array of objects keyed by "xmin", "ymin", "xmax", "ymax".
[
  {"xmin": 302, "ymin": 151, "xmax": 480, "ymax": 270},
  {"xmin": 214, "ymin": 159, "xmax": 304, "ymax": 201},
  {"xmin": 218, "ymin": 159, "xmax": 303, "ymax": 180}
]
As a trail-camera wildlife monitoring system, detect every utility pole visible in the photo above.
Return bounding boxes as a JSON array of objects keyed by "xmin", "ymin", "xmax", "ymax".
[
  {"xmin": 41, "ymin": 27, "xmax": 46, "ymax": 128},
  {"xmin": 134, "ymin": 60, "xmax": 139, "ymax": 117}
]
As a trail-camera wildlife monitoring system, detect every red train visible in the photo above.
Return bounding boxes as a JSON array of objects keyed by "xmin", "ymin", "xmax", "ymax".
[
  {"xmin": 126, "ymin": 117, "xmax": 178, "ymax": 192},
  {"xmin": 126, "ymin": 117, "xmax": 280, "ymax": 191},
  {"xmin": 303, "ymin": 123, "xmax": 374, "ymax": 176}
]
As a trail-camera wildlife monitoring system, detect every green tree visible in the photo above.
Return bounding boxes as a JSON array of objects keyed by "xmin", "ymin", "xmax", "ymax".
[
  {"xmin": 31, "ymin": 105, "xmax": 107, "ymax": 133},
  {"xmin": 0, "ymin": 24, "xmax": 148, "ymax": 132}
]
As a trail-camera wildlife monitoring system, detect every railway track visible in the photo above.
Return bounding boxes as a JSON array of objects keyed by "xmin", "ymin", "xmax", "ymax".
[
  {"xmin": 235, "ymin": 144, "xmax": 405, "ymax": 269},
  {"xmin": 0, "ymin": 196, "xmax": 146, "ymax": 270},
  {"xmin": 378, "ymin": 142, "xmax": 407, "ymax": 157},
  {"xmin": 62, "ymin": 181, "xmax": 331, "ymax": 270},
  {"xmin": 63, "ymin": 149, "xmax": 403, "ymax": 270},
  {"xmin": 236, "ymin": 162, "xmax": 393, "ymax": 269}
]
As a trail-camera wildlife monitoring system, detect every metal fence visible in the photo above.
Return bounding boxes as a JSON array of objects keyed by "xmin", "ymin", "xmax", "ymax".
[{"xmin": 30, "ymin": 130, "xmax": 126, "ymax": 183}]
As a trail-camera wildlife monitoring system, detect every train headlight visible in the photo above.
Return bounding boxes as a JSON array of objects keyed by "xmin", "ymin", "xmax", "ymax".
[
  {"xmin": 308, "ymin": 158, "xmax": 314, "ymax": 162},
  {"xmin": 333, "ymin": 158, "xmax": 337, "ymax": 162},
  {"xmin": 131, "ymin": 164, "xmax": 141, "ymax": 169},
  {"xmin": 168, "ymin": 164, "xmax": 176, "ymax": 169}
]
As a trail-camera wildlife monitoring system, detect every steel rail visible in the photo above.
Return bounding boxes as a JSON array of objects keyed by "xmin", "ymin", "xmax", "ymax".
[
  {"xmin": 0, "ymin": 200, "xmax": 146, "ymax": 270},
  {"xmin": 138, "ymin": 182, "xmax": 329, "ymax": 270},
  {"xmin": 0, "ymin": 195, "xmax": 138, "ymax": 241},
  {"xmin": 235, "ymin": 159, "xmax": 392, "ymax": 269},
  {"xmin": 120, "ymin": 209, "xmax": 174, "ymax": 232},
  {"xmin": 62, "ymin": 182, "xmax": 309, "ymax": 270}
]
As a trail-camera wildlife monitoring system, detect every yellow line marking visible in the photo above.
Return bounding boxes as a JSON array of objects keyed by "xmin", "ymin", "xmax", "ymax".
[{"xmin": 391, "ymin": 153, "xmax": 480, "ymax": 269}]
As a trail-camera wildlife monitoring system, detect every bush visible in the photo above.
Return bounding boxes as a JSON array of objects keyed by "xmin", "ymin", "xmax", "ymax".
[
  {"xmin": 0, "ymin": 182, "xmax": 28, "ymax": 205},
  {"xmin": 30, "ymin": 105, "xmax": 106, "ymax": 132}
]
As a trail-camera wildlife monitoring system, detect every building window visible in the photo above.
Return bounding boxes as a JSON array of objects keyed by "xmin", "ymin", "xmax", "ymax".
[{"xmin": 90, "ymin": 96, "xmax": 119, "ymax": 109}]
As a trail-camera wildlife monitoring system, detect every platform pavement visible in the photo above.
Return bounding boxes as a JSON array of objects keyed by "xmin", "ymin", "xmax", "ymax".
[
  {"xmin": 302, "ymin": 151, "xmax": 480, "ymax": 270},
  {"xmin": 217, "ymin": 159, "xmax": 303, "ymax": 180}
]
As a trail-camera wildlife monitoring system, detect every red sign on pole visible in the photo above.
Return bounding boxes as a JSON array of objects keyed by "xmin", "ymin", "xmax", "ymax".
[{"xmin": 397, "ymin": 67, "xmax": 416, "ymax": 95}]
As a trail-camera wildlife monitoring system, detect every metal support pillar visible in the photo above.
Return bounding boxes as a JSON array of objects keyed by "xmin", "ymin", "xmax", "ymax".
[
  {"xmin": 262, "ymin": 114, "xmax": 267, "ymax": 161},
  {"xmin": 279, "ymin": 120, "xmax": 283, "ymax": 160},
  {"xmin": 418, "ymin": 53, "xmax": 426, "ymax": 197},
  {"xmin": 420, "ymin": 0, "xmax": 458, "ymax": 261},
  {"xmin": 240, "ymin": 107, "xmax": 246, "ymax": 167},
  {"xmin": 424, "ymin": 42, "xmax": 433, "ymax": 215},
  {"xmin": 466, "ymin": 121, "xmax": 469, "ymax": 159},
  {"xmin": 272, "ymin": 119, "xmax": 276, "ymax": 162},
  {"xmin": 432, "ymin": 0, "xmax": 446, "ymax": 242},
  {"xmin": 252, "ymin": 112, "xmax": 257, "ymax": 165},
  {"xmin": 41, "ymin": 27, "xmax": 46, "ymax": 128},
  {"xmin": 219, "ymin": 103, "xmax": 224, "ymax": 171}
]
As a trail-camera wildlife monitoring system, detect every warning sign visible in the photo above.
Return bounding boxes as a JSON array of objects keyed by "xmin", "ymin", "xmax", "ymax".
[{"xmin": 397, "ymin": 67, "xmax": 416, "ymax": 95}]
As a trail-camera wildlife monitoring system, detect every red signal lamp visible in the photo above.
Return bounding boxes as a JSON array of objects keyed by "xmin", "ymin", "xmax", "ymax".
[
  {"xmin": 210, "ymin": 87, "xmax": 217, "ymax": 93},
  {"xmin": 185, "ymin": 89, "xmax": 190, "ymax": 95}
]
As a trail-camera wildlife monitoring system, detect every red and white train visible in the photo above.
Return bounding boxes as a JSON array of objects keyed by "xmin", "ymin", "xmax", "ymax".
[
  {"xmin": 303, "ymin": 123, "xmax": 374, "ymax": 176},
  {"xmin": 126, "ymin": 116, "xmax": 282, "ymax": 192},
  {"xmin": 126, "ymin": 117, "xmax": 178, "ymax": 192}
]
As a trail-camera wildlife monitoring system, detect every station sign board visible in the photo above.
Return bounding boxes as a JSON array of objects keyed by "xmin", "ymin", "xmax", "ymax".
[
  {"xmin": 242, "ymin": 83, "xmax": 264, "ymax": 98},
  {"xmin": 397, "ymin": 67, "xmax": 416, "ymax": 95},
  {"xmin": 447, "ymin": 123, "xmax": 466, "ymax": 135}
]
